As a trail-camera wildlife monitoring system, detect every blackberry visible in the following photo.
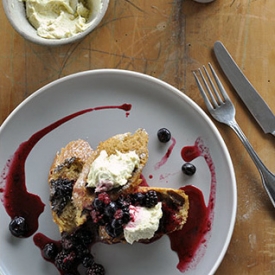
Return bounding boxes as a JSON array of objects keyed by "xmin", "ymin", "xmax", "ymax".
[
  {"xmin": 55, "ymin": 251, "xmax": 76, "ymax": 271},
  {"xmin": 181, "ymin": 162, "xmax": 196, "ymax": 176},
  {"xmin": 86, "ymin": 263, "xmax": 105, "ymax": 275},
  {"xmin": 74, "ymin": 228, "xmax": 95, "ymax": 246},
  {"xmin": 43, "ymin": 243, "xmax": 58, "ymax": 260},
  {"xmin": 50, "ymin": 178, "xmax": 74, "ymax": 216},
  {"xmin": 82, "ymin": 254, "xmax": 94, "ymax": 268},
  {"xmin": 9, "ymin": 216, "xmax": 28, "ymax": 237},
  {"xmin": 144, "ymin": 190, "xmax": 158, "ymax": 208},
  {"xmin": 75, "ymin": 244, "xmax": 90, "ymax": 260},
  {"xmin": 157, "ymin": 128, "xmax": 171, "ymax": 143},
  {"xmin": 61, "ymin": 236, "xmax": 74, "ymax": 251}
]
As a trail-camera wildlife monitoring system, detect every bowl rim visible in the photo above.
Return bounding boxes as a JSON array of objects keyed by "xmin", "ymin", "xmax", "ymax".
[{"xmin": 2, "ymin": 0, "xmax": 109, "ymax": 46}]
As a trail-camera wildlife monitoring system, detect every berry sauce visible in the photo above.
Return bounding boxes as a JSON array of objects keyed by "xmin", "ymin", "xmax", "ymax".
[
  {"xmin": 154, "ymin": 136, "xmax": 176, "ymax": 170},
  {"xmin": 0, "ymin": 104, "xmax": 132, "ymax": 237},
  {"xmin": 169, "ymin": 137, "xmax": 216, "ymax": 272}
]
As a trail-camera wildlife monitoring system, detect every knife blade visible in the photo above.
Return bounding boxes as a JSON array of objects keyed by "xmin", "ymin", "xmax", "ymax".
[{"xmin": 214, "ymin": 41, "xmax": 275, "ymax": 136}]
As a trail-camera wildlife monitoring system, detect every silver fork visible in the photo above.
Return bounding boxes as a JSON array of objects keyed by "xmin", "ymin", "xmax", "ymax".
[{"xmin": 193, "ymin": 63, "xmax": 275, "ymax": 207}]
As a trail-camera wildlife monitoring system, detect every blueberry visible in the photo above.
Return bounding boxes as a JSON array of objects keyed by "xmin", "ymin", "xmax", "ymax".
[
  {"xmin": 43, "ymin": 243, "xmax": 58, "ymax": 260},
  {"xmin": 121, "ymin": 210, "xmax": 130, "ymax": 224},
  {"xmin": 131, "ymin": 192, "xmax": 145, "ymax": 206},
  {"xmin": 9, "ymin": 216, "xmax": 28, "ymax": 237},
  {"xmin": 104, "ymin": 202, "xmax": 117, "ymax": 218},
  {"xmin": 93, "ymin": 198, "xmax": 104, "ymax": 212},
  {"xmin": 111, "ymin": 218, "xmax": 123, "ymax": 229},
  {"xmin": 105, "ymin": 223, "xmax": 123, "ymax": 238},
  {"xmin": 157, "ymin": 128, "xmax": 171, "ymax": 143},
  {"xmin": 181, "ymin": 162, "xmax": 196, "ymax": 176}
]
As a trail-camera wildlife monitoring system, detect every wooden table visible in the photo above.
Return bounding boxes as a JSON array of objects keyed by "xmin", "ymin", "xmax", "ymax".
[{"xmin": 1, "ymin": 0, "xmax": 275, "ymax": 274}]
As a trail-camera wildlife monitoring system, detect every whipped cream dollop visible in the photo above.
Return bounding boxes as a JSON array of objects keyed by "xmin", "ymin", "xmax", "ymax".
[
  {"xmin": 124, "ymin": 203, "xmax": 163, "ymax": 244},
  {"xmin": 24, "ymin": 0, "xmax": 94, "ymax": 39},
  {"xmin": 86, "ymin": 150, "xmax": 140, "ymax": 192}
]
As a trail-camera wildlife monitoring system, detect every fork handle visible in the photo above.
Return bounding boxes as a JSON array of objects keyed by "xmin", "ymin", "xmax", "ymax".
[{"xmin": 229, "ymin": 119, "xmax": 275, "ymax": 207}]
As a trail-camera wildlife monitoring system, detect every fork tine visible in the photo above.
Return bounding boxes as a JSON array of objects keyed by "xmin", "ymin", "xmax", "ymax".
[
  {"xmin": 192, "ymin": 70, "xmax": 215, "ymax": 110},
  {"xmin": 200, "ymin": 66, "xmax": 219, "ymax": 107},
  {"xmin": 203, "ymin": 64, "xmax": 224, "ymax": 105},
  {"xmin": 208, "ymin": 63, "xmax": 230, "ymax": 102}
]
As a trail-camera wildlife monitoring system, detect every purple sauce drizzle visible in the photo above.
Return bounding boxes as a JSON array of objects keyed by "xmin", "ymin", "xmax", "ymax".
[
  {"xmin": 169, "ymin": 137, "xmax": 216, "ymax": 272},
  {"xmin": 154, "ymin": 137, "xmax": 176, "ymax": 170},
  {"xmin": 0, "ymin": 104, "xmax": 132, "ymax": 237}
]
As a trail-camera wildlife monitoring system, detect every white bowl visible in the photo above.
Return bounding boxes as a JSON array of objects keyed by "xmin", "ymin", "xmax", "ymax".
[{"xmin": 2, "ymin": 0, "xmax": 109, "ymax": 46}]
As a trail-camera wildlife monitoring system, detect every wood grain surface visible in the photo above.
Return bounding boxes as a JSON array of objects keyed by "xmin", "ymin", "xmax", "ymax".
[{"xmin": 1, "ymin": 0, "xmax": 275, "ymax": 274}]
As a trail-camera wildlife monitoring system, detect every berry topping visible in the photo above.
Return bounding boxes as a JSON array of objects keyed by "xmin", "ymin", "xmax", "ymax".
[
  {"xmin": 181, "ymin": 162, "xmax": 196, "ymax": 176},
  {"xmin": 130, "ymin": 190, "xmax": 158, "ymax": 208},
  {"xmin": 86, "ymin": 262, "xmax": 105, "ymax": 275},
  {"xmin": 121, "ymin": 208, "xmax": 131, "ymax": 224},
  {"xmin": 82, "ymin": 254, "xmax": 94, "ymax": 268},
  {"xmin": 50, "ymin": 178, "xmax": 74, "ymax": 216},
  {"xmin": 130, "ymin": 192, "xmax": 145, "ymax": 206},
  {"xmin": 93, "ymin": 198, "xmax": 104, "ymax": 212},
  {"xmin": 157, "ymin": 128, "xmax": 171, "ymax": 143},
  {"xmin": 61, "ymin": 236, "xmax": 74, "ymax": 250},
  {"xmin": 105, "ymin": 223, "xmax": 123, "ymax": 238},
  {"xmin": 144, "ymin": 190, "xmax": 159, "ymax": 208},
  {"xmin": 74, "ymin": 228, "xmax": 95, "ymax": 246},
  {"xmin": 91, "ymin": 190, "xmax": 161, "ymax": 240},
  {"xmin": 111, "ymin": 218, "xmax": 123, "ymax": 229},
  {"xmin": 43, "ymin": 243, "xmax": 58, "ymax": 260},
  {"xmin": 104, "ymin": 202, "xmax": 117, "ymax": 217},
  {"xmin": 55, "ymin": 250, "xmax": 76, "ymax": 271},
  {"xmin": 9, "ymin": 216, "xmax": 28, "ymax": 237},
  {"xmin": 97, "ymin": 192, "xmax": 111, "ymax": 204}
]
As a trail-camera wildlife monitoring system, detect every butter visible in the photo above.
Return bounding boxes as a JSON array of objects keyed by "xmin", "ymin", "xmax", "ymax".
[
  {"xmin": 24, "ymin": 0, "xmax": 94, "ymax": 39},
  {"xmin": 86, "ymin": 150, "xmax": 140, "ymax": 192},
  {"xmin": 124, "ymin": 203, "xmax": 163, "ymax": 244}
]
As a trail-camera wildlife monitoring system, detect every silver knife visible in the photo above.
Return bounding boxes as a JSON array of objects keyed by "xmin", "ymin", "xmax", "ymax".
[{"xmin": 214, "ymin": 41, "xmax": 275, "ymax": 136}]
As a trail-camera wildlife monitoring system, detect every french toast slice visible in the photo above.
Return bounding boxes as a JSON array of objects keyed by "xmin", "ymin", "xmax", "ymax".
[
  {"xmin": 48, "ymin": 139, "xmax": 93, "ymax": 233},
  {"xmin": 97, "ymin": 186, "xmax": 189, "ymax": 244},
  {"xmin": 72, "ymin": 128, "xmax": 149, "ymax": 227}
]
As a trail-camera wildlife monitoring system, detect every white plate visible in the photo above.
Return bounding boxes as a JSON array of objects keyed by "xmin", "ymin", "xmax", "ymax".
[{"xmin": 0, "ymin": 70, "xmax": 236, "ymax": 275}]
